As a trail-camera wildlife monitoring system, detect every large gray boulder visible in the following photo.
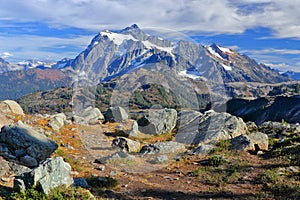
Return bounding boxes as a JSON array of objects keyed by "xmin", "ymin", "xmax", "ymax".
[
  {"xmin": 138, "ymin": 109, "xmax": 177, "ymax": 135},
  {"xmin": 115, "ymin": 119, "xmax": 139, "ymax": 137},
  {"xmin": 73, "ymin": 106, "xmax": 104, "ymax": 125},
  {"xmin": 48, "ymin": 113, "xmax": 66, "ymax": 131},
  {"xmin": 14, "ymin": 157, "xmax": 73, "ymax": 194},
  {"xmin": 105, "ymin": 106, "xmax": 129, "ymax": 122},
  {"xmin": 0, "ymin": 100, "xmax": 24, "ymax": 116},
  {"xmin": 140, "ymin": 141, "xmax": 185, "ymax": 155},
  {"xmin": 176, "ymin": 110, "xmax": 247, "ymax": 146},
  {"xmin": 176, "ymin": 110, "xmax": 203, "ymax": 144},
  {"xmin": 0, "ymin": 121, "xmax": 58, "ymax": 167},
  {"xmin": 82, "ymin": 107, "xmax": 104, "ymax": 124},
  {"xmin": 177, "ymin": 110, "xmax": 203, "ymax": 127}
]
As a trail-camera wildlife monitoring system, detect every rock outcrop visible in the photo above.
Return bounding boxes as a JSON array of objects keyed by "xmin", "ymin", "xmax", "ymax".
[
  {"xmin": 0, "ymin": 121, "xmax": 58, "ymax": 167},
  {"xmin": 14, "ymin": 157, "xmax": 73, "ymax": 194},
  {"xmin": 177, "ymin": 110, "xmax": 247, "ymax": 146},
  {"xmin": 176, "ymin": 110, "xmax": 203, "ymax": 144},
  {"xmin": 138, "ymin": 109, "xmax": 177, "ymax": 135},
  {"xmin": 224, "ymin": 95, "xmax": 300, "ymax": 125},
  {"xmin": 178, "ymin": 110, "xmax": 248, "ymax": 154}
]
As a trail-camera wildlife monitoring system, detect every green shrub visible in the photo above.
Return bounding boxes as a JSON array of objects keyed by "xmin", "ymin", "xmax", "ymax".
[
  {"xmin": 260, "ymin": 169, "xmax": 279, "ymax": 183},
  {"xmin": 208, "ymin": 155, "xmax": 227, "ymax": 167},
  {"xmin": 86, "ymin": 176, "xmax": 118, "ymax": 189},
  {"xmin": 8, "ymin": 186, "xmax": 93, "ymax": 200},
  {"xmin": 9, "ymin": 188, "xmax": 47, "ymax": 200},
  {"xmin": 209, "ymin": 140, "xmax": 231, "ymax": 154}
]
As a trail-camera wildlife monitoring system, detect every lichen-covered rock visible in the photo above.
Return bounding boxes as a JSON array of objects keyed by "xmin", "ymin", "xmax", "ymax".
[
  {"xmin": 48, "ymin": 113, "xmax": 66, "ymax": 131},
  {"xmin": 14, "ymin": 157, "xmax": 73, "ymax": 194},
  {"xmin": 81, "ymin": 106, "xmax": 104, "ymax": 125},
  {"xmin": 0, "ymin": 121, "xmax": 58, "ymax": 167},
  {"xmin": 115, "ymin": 119, "xmax": 139, "ymax": 137},
  {"xmin": 105, "ymin": 106, "xmax": 129, "ymax": 122},
  {"xmin": 138, "ymin": 109, "xmax": 177, "ymax": 135},
  {"xmin": 176, "ymin": 110, "xmax": 247, "ymax": 146}
]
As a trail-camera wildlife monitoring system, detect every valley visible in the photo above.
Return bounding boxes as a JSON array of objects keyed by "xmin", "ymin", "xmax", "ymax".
[{"xmin": 0, "ymin": 24, "xmax": 299, "ymax": 199}]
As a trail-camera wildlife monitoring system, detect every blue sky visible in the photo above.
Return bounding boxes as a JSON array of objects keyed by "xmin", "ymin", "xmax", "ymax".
[{"xmin": 0, "ymin": 0, "xmax": 299, "ymax": 72}]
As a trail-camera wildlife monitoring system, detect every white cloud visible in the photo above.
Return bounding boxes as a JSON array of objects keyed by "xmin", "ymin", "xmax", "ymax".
[
  {"xmin": 0, "ymin": 34, "xmax": 92, "ymax": 62},
  {"xmin": 0, "ymin": 0, "xmax": 299, "ymax": 38},
  {"xmin": 264, "ymin": 63, "xmax": 300, "ymax": 72},
  {"xmin": 0, "ymin": 0, "xmax": 299, "ymax": 64},
  {"xmin": 0, "ymin": 52, "xmax": 13, "ymax": 58}
]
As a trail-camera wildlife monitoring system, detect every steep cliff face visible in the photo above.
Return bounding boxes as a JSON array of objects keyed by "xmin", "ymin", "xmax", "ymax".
[{"xmin": 222, "ymin": 95, "xmax": 300, "ymax": 125}]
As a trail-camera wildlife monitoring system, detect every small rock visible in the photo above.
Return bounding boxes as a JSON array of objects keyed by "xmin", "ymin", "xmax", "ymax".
[
  {"xmin": 110, "ymin": 171, "xmax": 118, "ymax": 176},
  {"xmin": 112, "ymin": 137, "xmax": 140, "ymax": 152},
  {"xmin": 96, "ymin": 165, "xmax": 105, "ymax": 171},
  {"xmin": 96, "ymin": 151, "xmax": 136, "ymax": 164},
  {"xmin": 140, "ymin": 141, "xmax": 185, "ymax": 155},
  {"xmin": 115, "ymin": 119, "xmax": 139, "ymax": 137},
  {"xmin": 248, "ymin": 132, "xmax": 269, "ymax": 150}
]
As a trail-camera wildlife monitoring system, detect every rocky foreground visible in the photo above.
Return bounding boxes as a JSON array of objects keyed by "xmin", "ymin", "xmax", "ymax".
[{"xmin": 0, "ymin": 100, "xmax": 299, "ymax": 199}]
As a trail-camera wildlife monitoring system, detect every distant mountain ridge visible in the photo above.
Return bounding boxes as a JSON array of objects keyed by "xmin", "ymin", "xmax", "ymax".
[
  {"xmin": 283, "ymin": 71, "xmax": 300, "ymax": 80},
  {"xmin": 59, "ymin": 24, "xmax": 289, "ymax": 84}
]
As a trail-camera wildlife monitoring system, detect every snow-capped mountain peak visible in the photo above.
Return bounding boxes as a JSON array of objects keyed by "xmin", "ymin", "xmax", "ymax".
[
  {"xmin": 100, "ymin": 30, "xmax": 138, "ymax": 45},
  {"xmin": 206, "ymin": 43, "xmax": 234, "ymax": 61},
  {"xmin": 66, "ymin": 24, "xmax": 289, "ymax": 84}
]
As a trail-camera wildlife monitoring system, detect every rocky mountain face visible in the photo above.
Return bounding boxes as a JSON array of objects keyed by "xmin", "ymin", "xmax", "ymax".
[{"xmin": 62, "ymin": 24, "xmax": 289, "ymax": 85}]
